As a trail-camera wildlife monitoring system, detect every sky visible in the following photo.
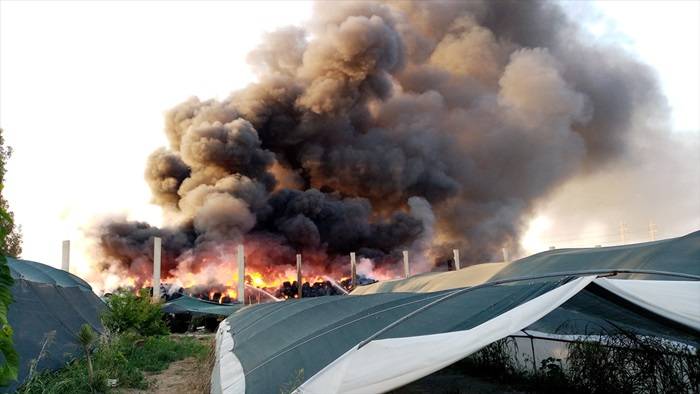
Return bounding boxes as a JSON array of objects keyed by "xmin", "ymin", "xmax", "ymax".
[{"xmin": 0, "ymin": 0, "xmax": 698, "ymax": 273}]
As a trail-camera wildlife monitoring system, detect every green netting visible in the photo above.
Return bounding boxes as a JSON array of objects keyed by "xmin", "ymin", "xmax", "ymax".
[
  {"xmin": 7, "ymin": 258, "xmax": 92, "ymax": 290},
  {"xmin": 527, "ymin": 282, "xmax": 700, "ymax": 346},
  {"xmin": 226, "ymin": 280, "xmax": 569, "ymax": 393},
  {"xmin": 491, "ymin": 230, "xmax": 700, "ymax": 281},
  {"xmin": 352, "ymin": 231, "xmax": 700, "ymax": 296},
  {"xmin": 375, "ymin": 280, "xmax": 568, "ymax": 340},
  {"xmin": 162, "ymin": 295, "xmax": 243, "ymax": 317},
  {"xmin": 3, "ymin": 279, "xmax": 106, "ymax": 393},
  {"xmin": 1, "ymin": 259, "xmax": 105, "ymax": 392},
  {"xmin": 219, "ymin": 233, "xmax": 700, "ymax": 393}
]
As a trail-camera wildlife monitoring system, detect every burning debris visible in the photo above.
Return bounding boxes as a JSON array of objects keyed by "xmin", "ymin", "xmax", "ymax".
[{"xmin": 89, "ymin": 1, "xmax": 666, "ymax": 295}]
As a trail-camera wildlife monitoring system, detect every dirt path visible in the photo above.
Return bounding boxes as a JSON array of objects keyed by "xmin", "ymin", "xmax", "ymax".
[
  {"xmin": 121, "ymin": 334, "xmax": 214, "ymax": 394},
  {"xmin": 120, "ymin": 357, "xmax": 211, "ymax": 394},
  {"xmin": 150, "ymin": 356, "xmax": 210, "ymax": 394}
]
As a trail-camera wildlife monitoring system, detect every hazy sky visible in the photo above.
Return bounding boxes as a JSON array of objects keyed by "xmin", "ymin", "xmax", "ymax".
[{"xmin": 1, "ymin": 1, "xmax": 698, "ymax": 272}]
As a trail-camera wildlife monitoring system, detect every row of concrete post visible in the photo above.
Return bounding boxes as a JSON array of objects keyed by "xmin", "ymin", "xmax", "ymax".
[{"xmin": 58, "ymin": 238, "xmax": 512, "ymax": 304}]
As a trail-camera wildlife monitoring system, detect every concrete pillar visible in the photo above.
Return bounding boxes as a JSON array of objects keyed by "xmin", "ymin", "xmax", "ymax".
[
  {"xmin": 403, "ymin": 250, "xmax": 410, "ymax": 278},
  {"xmin": 296, "ymin": 254, "xmax": 303, "ymax": 299},
  {"xmin": 237, "ymin": 244, "xmax": 245, "ymax": 304},
  {"xmin": 152, "ymin": 237, "xmax": 161, "ymax": 302},
  {"xmin": 452, "ymin": 249, "xmax": 460, "ymax": 270},
  {"xmin": 61, "ymin": 240, "xmax": 70, "ymax": 272},
  {"xmin": 502, "ymin": 248, "xmax": 510, "ymax": 263},
  {"xmin": 350, "ymin": 252, "xmax": 357, "ymax": 289}
]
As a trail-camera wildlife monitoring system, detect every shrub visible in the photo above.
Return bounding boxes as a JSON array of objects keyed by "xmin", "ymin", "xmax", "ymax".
[
  {"xmin": 459, "ymin": 337, "xmax": 524, "ymax": 379},
  {"xmin": 567, "ymin": 334, "xmax": 700, "ymax": 393},
  {"xmin": 430, "ymin": 333, "xmax": 698, "ymax": 393},
  {"xmin": 102, "ymin": 289, "xmax": 168, "ymax": 336}
]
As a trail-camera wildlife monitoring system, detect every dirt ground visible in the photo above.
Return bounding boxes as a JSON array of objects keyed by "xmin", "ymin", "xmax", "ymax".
[
  {"xmin": 121, "ymin": 334, "xmax": 214, "ymax": 394},
  {"xmin": 148, "ymin": 357, "xmax": 210, "ymax": 394}
]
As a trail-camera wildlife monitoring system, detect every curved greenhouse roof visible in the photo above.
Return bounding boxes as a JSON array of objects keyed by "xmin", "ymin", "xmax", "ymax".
[
  {"xmin": 7, "ymin": 257, "xmax": 93, "ymax": 290},
  {"xmin": 2, "ymin": 258, "xmax": 105, "ymax": 392},
  {"xmin": 491, "ymin": 229, "xmax": 700, "ymax": 281},
  {"xmin": 352, "ymin": 230, "xmax": 700, "ymax": 295},
  {"xmin": 212, "ymin": 231, "xmax": 700, "ymax": 394},
  {"xmin": 351, "ymin": 262, "xmax": 506, "ymax": 295}
]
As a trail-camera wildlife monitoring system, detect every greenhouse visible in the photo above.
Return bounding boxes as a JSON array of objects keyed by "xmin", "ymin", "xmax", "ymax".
[
  {"xmin": 2, "ymin": 258, "xmax": 106, "ymax": 392},
  {"xmin": 212, "ymin": 231, "xmax": 700, "ymax": 394}
]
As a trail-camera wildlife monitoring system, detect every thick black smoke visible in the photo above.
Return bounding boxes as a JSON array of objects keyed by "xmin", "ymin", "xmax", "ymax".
[{"xmin": 93, "ymin": 0, "xmax": 667, "ymax": 284}]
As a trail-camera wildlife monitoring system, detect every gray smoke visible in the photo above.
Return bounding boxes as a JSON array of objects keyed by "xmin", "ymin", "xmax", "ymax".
[{"xmin": 93, "ymin": 0, "xmax": 670, "ymax": 283}]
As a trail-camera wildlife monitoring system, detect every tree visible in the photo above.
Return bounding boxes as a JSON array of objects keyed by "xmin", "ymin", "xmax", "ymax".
[
  {"xmin": 0, "ymin": 129, "xmax": 22, "ymax": 258},
  {"xmin": 0, "ymin": 129, "xmax": 18, "ymax": 386}
]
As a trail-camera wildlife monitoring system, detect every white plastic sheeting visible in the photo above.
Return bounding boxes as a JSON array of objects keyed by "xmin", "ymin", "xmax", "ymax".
[
  {"xmin": 211, "ymin": 320, "xmax": 246, "ymax": 394},
  {"xmin": 294, "ymin": 276, "xmax": 595, "ymax": 394},
  {"xmin": 595, "ymin": 278, "xmax": 700, "ymax": 331},
  {"xmin": 351, "ymin": 263, "xmax": 507, "ymax": 295}
]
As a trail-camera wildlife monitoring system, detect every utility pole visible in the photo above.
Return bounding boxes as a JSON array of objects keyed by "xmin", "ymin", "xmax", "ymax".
[
  {"xmin": 350, "ymin": 252, "xmax": 357, "ymax": 289},
  {"xmin": 619, "ymin": 221, "xmax": 627, "ymax": 244},
  {"xmin": 296, "ymin": 254, "xmax": 303, "ymax": 299},
  {"xmin": 152, "ymin": 237, "xmax": 161, "ymax": 303},
  {"xmin": 61, "ymin": 240, "xmax": 70, "ymax": 272},
  {"xmin": 648, "ymin": 221, "xmax": 658, "ymax": 241},
  {"xmin": 237, "ymin": 244, "xmax": 245, "ymax": 304},
  {"xmin": 452, "ymin": 249, "xmax": 460, "ymax": 270}
]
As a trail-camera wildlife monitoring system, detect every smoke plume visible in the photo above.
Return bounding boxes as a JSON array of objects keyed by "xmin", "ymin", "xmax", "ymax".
[{"xmin": 91, "ymin": 0, "xmax": 669, "ymax": 290}]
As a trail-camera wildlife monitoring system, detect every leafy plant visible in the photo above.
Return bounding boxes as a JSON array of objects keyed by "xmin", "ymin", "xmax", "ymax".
[
  {"xmin": 102, "ymin": 289, "xmax": 168, "ymax": 336},
  {"xmin": 77, "ymin": 324, "xmax": 97, "ymax": 389}
]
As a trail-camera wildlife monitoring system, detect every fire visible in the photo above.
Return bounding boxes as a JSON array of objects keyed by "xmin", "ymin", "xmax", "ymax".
[
  {"xmin": 248, "ymin": 272, "xmax": 266, "ymax": 288},
  {"xmin": 94, "ymin": 238, "xmax": 403, "ymax": 302}
]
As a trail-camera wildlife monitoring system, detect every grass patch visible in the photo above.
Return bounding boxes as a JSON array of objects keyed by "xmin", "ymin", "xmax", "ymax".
[
  {"xmin": 18, "ymin": 334, "xmax": 210, "ymax": 394},
  {"xmin": 118, "ymin": 334, "xmax": 210, "ymax": 373}
]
